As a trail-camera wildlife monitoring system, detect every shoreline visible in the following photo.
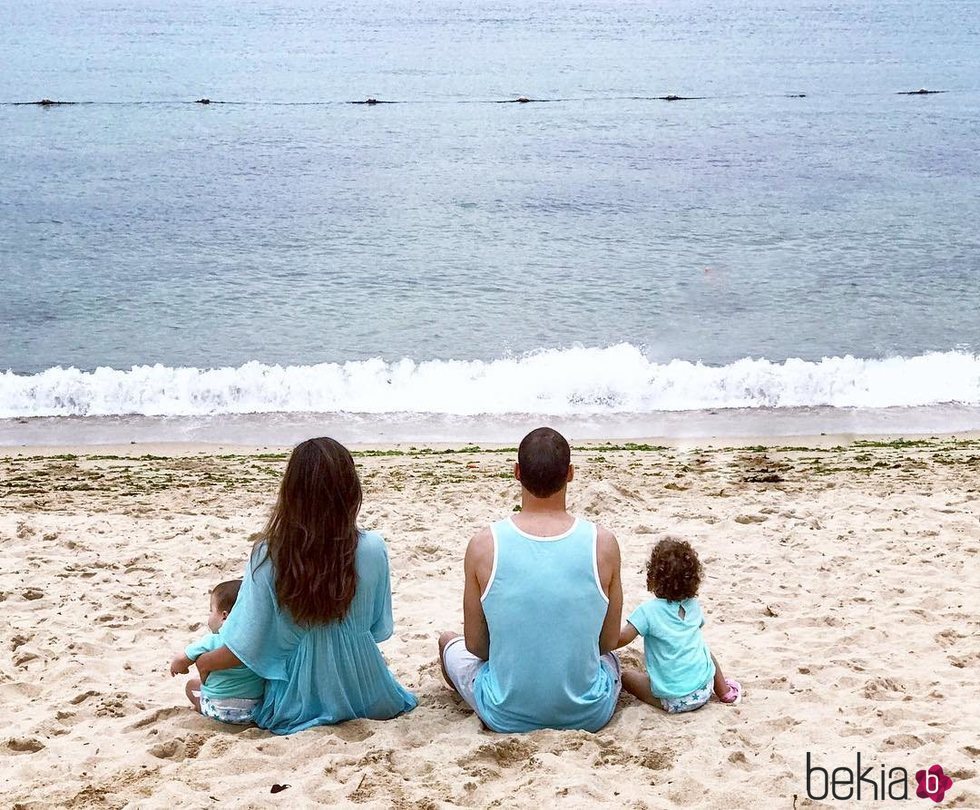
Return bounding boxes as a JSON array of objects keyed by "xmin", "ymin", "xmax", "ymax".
[
  {"xmin": 1, "ymin": 430, "xmax": 980, "ymax": 459},
  {"xmin": 2, "ymin": 405, "xmax": 980, "ymax": 453}
]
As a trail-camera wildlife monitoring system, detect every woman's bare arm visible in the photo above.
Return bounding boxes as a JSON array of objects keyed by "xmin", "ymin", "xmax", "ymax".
[{"xmin": 194, "ymin": 645, "xmax": 242, "ymax": 685}]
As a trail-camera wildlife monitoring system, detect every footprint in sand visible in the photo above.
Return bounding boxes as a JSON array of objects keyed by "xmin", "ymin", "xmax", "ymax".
[
  {"xmin": 348, "ymin": 771, "xmax": 402, "ymax": 804},
  {"xmin": 148, "ymin": 733, "xmax": 207, "ymax": 760},
  {"xmin": 591, "ymin": 736, "xmax": 633, "ymax": 766},
  {"xmin": 9, "ymin": 633, "xmax": 31, "ymax": 651},
  {"xmin": 883, "ymin": 733, "xmax": 924, "ymax": 749},
  {"xmin": 199, "ymin": 735, "xmax": 236, "ymax": 757},
  {"xmin": 766, "ymin": 716, "xmax": 802, "ymax": 732},
  {"xmin": 638, "ymin": 748, "xmax": 676, "ymax": 770},
  {"xmin": 13, "ymin": 648, "xmax": 41, "ymax": 667},
  {"xmin": 949, "ymin": 651, "xmax": 979, "ymax": 668},
  {"xmin": 862, "ymin": 677, "xmax": 906, "ymax": 701},
  {"xmin": 934, "ymin": 629, "xmax": 967, "ymax": 649},
  {"xmin": 411, "ymin": 543, "xmax": 444, "ymax": 562},
  {"xmin": 96, "ymin": 694, "xmax": 131, "ymax": 718},
  {"xmin": 330, "ymin": 719, "xmax": 375, "ymax": 743},
  {"xmin": 127, "ymin": 706, "xmax": 186, "ymax": 730},
  {"xmin": 6, "ymin": 736, "xmax": 45, "ymax": 753},
  {"xmin": 612, "ymin": 484, "xmax": 642, "ymax": 500},
  {"xmin": 727, "ymin": 750, "xmax": 751, "ymax": 770},
  {"xmin": 720, "ymin": 729, "xmax": 756, "ymax": 749},
  {"xmin": 459, "ymin": 737, "xmax": 537, "ymax": 769}
]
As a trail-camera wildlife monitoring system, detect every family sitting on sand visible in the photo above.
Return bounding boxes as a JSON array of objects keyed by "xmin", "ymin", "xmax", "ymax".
[{"xmin": 169, "ymin": 428, "xmax": 741, "ymax": 734}]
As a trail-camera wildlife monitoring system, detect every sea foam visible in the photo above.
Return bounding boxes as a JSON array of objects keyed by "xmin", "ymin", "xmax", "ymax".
[{"xmin": 2, "ymin": 344, "xmax": 978, "ymax": 418}]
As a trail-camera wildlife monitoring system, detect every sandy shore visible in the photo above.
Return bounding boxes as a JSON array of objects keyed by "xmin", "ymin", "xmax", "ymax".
[{"xmin": 1, "ymin": 439, "xmax": 978, "ymax": 808}]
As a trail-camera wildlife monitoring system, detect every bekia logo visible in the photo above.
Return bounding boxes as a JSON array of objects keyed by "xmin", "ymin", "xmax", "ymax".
[
  {"xmin": 806, "ymin": 753, "xmax": 954, "ymax": 803},
  {"xmin": 915, "ymin": 766, "xmax": 953, "ymax": 804}
]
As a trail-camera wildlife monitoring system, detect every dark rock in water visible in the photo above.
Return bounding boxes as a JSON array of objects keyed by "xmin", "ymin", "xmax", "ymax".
[
  {"xmin": 787, "ymin": 93, "xmax": 807, "ymax": 98},
  {"xmin": 195, "ymin": 98, "xmax": 211, "ymax": 104},
  {"xmin": 898, "ymin": 88, "xmax": 946, "ymax": 95},
  {"xmin": 660, "ymin": 94, "xmax": 701, "ymax": 101}
]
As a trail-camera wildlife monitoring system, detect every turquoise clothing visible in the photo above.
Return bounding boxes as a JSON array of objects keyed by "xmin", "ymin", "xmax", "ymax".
[
  {"xmin": 220, "ymin": 531, "xmax": 418, "ymax": 735},
  {"xmin": 475, "ymin": 517, "xmax": 617, "ymax": 733},
  {"xmin": 628, "ymin": 597, "xmax": 715, "ymax": 699},
  {"xmin": 185, "ymin": 632, "xmax": 264, "ymax": 700}
]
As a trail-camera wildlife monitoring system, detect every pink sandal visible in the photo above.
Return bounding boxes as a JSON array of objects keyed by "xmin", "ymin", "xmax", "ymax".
[{"xmin": 719, "ymin": 678, "xmax": 742, "ymax": 705}]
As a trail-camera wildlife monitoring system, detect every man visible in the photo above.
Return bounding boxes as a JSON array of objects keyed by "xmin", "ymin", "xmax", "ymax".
[{"xmin": 438, "ymin": 427, "xmax": 623, "ymax": 732}]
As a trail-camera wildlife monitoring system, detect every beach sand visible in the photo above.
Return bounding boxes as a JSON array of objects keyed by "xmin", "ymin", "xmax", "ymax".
[{"xmin": 1, "ymin": 438, "xmax": 978, "ymax": 808}]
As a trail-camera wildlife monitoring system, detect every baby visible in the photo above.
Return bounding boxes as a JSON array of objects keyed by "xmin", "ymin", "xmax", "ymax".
[
  {"xmin": 618, "ymin": 536, "xmax": 741, "ymax": 713},
  {"xmin": 169, "ymin": 579, "xmax": 264, "ymax": 724}
]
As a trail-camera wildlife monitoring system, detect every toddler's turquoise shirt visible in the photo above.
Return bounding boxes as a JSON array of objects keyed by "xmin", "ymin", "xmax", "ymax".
[
  {"xmin": 628, "ymin": 597, "xmax": 715, "ymax": 698},
  {"xmin": 186, "ymin": 633, "xmax": 264, "ymax": 701}
]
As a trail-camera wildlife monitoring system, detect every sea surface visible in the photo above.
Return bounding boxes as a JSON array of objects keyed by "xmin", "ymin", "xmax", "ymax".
[{"xmin": 1, "ymin": 0, "xmax": 979, "ymax": 442}]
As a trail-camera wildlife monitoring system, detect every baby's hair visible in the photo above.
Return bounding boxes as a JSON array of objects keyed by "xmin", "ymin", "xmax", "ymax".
[
  {"xmin": 211, "ymin": 579, "xmax": 243, "ymax": 613},
  {"xmin": 646, "ymin": 536, "xmax": 703, "ymax": 601}
]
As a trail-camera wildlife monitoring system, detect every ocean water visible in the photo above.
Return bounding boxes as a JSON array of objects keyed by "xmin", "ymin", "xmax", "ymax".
[{"xmin": 1, "ymin": 0, "xmax": 979, "ymax": 441}]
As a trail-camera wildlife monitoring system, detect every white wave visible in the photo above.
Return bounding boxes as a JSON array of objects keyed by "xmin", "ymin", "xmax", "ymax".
[{"xmin": 1, "ymin": 344, "xmax": 979, "ymax": 418}]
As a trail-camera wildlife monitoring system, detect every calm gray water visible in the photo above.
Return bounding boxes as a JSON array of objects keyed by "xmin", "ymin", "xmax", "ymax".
[{"xmin": 1, "ymin": 0, "xmax": 979, "ymax": 428}]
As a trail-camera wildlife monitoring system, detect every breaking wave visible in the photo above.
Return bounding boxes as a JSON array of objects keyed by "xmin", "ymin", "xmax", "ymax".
[{"xmin": 2, "ymin": 344, "xmax": 979, "ymax": 418}]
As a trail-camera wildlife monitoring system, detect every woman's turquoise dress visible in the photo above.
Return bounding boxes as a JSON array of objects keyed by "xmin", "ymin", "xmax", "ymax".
[{"xmin": 220, "ymin": 531, "xmax": 417, "ymax": 734}]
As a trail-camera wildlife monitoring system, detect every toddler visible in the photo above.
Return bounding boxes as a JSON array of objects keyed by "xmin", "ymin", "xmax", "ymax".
[
  {"xmin": 618, "ymin": 536, "xmax": 741, "ymax": 713},
  {"xmin": 170, "ymin": 579, "xmax": 264, "ymax": 724}
]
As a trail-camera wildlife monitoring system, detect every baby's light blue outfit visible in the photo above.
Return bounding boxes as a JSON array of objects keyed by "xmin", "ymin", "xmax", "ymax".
[
  {"xmin": 470, "ymin": 517, "xmax": 620, "ymax": 733},
  {"xmin": 186, "ymin": 632, "xmax": 265, "ymax": 724},
  {"xmin": 184, "ymin": 633, "xmax": 265, "ymax": 700},
  {"xmin": 220, "ymin": 531, "xmax": 417, "ymax": 735},
  {"xmin": 628, "ymin": 597, "xmax": 715, "ymax": 706},
  {"xmin": 185, "ymin": 632, "xmax": 265, "ymax": 700}
]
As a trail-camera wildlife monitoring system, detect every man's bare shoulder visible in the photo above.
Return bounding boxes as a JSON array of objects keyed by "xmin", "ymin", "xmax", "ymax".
[
  {"xmin": 465, "ymin": 526, "xmax": 494, "ymax": 565},
  {"xmin": 594, "ymin": 524, "xmax": 621, "ymax": 564}
]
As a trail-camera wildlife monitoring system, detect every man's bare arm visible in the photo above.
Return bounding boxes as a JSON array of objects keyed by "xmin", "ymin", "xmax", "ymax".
[
  {"xmin": 463, "ymin": 528, "xmax": 493, "ymax": 660},
  {"xmin": 596, "ymin": 527, "xmax": 623, "ymax": 654}
]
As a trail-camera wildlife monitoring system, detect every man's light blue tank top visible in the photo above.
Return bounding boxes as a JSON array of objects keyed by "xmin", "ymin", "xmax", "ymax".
[{"xmin": 474, "ymin": 517, "xmax": 617, "ymax": 733}]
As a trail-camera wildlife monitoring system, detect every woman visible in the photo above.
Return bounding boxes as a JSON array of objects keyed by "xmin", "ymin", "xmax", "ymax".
[{"xmin": 194, "ymin": 437, "xmax": 417, "ymax": 734}]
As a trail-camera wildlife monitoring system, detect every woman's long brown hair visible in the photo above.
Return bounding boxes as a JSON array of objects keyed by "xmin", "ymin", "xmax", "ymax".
[{"xmin": 259, "ymin": 437, "xmax": 362, "ymax": 625}]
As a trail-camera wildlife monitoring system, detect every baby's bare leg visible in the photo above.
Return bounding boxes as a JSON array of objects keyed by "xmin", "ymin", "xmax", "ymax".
[
  {"xmin": 622, "ymin": 669, "xmax": 662, "ymax": 709},
  {"xmin": 711, "ymin": 652, "xmax": 742, "ymax": 703},
  {"xmin": 185, "ymin": 678, "xmax": 202, "ymax": 712},
  {"xmin": 711, "ymin": 653, "xmax": 728, "ymax": 698}
]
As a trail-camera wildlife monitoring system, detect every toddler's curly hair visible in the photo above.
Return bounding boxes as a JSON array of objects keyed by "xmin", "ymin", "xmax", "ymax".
[{"xmin": 646, "ymin": 536, "xmax": 703, "ymax": 601}]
